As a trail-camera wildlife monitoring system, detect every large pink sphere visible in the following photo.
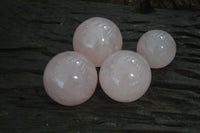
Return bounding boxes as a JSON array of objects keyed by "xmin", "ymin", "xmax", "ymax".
[
  {"xmin": 73, "ymin": 17, "xmax": 122, "ymax": 67},
  {"xmin": 43, "ymin": 52, "xmax": 97, "ymax": 106},
  {"xmin": 99, "ymin": 51, "xmax": 151, "ymax": 102},
  {"xmin": 137, "ymin": 30, "xmax": 176, "ymax": 68}
]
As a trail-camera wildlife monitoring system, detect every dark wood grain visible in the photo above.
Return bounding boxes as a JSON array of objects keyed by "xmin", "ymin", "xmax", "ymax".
[{"xmin": 0, "ymin": 0, "xmax": 200, "ymax": 133}]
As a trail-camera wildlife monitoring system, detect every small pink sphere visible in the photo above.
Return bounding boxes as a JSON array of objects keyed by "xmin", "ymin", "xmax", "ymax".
[
  {"xmin": 137, "ymin": 30, "xmax": 176, "ymax": 68},
  {"xmin": 73, "ymin": 17, "xmax": 122, "ymax": 67},
  {"xmin": 43, "ymin": 51, "xmax": 97, "ymax": 106},
  {"xmin": 99, "ymin": 50, "xmax": 151, "ymax": 103}
]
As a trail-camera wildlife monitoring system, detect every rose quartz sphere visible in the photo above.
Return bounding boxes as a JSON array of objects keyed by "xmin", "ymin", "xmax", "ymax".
[
  {"xmin": 99, "ymin": 50, "xmax": 151, "ymax": 102},
  {"xmin": 137, "ymin": 30, "xmax": 176, "ymax": 68},
  {"xmin": 43, "ymin": 51, "xmax": 97, "ymax": 106},
  {"xmin": 73, "ymin": 17, "xmax": 122, "ymax": 67}
]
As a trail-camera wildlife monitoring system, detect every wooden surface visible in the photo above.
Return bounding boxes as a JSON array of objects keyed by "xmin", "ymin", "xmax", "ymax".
[{"xmin": 0, "ymin": 0, "xmax": 200, "ymax": 133}]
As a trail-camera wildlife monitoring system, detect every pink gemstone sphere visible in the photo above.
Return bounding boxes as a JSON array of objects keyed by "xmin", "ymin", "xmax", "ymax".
[
  {"xmin": 43, "ymin": 51, "xmax": 97, "ymax": 106},
  {"xmin": 137, "ymin": 30, "xmax": 176, "ymax": 68},
  {"xmin": 73, "ymin": 17, "xmax": 122, "ymax": 67},
  {"xmin": 99, "ymin": 50, "xmax": 151, "ymax": 102}
]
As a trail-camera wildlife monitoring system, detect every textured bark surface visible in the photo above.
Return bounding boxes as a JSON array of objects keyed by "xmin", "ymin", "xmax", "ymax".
[
  {"xmin": 0, "ymin": 0, "xmax": 200, "ymax": 133},
  {"xmin": 126, "ymin": 0, "xmax": 200, "ymax": 10},
  {"xmin": 83, "ymin": 0, "xmax": 200, "ymax": 10}
]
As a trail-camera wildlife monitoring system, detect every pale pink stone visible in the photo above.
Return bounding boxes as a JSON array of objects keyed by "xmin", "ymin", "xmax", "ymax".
[
  {"xmin": 43, "ymin": 51, "xmax": 97, "ymax": 106},
  {"xmin": 99, "ymin": 50, "xmax": 151, "ymax": 103},
  {"xmin": 73, "ymin": 17, "xmax": 122, "ymax": 67},
  {"xmin": 137, "ymin": 30, "xmax": 176, "ymax": 68}
]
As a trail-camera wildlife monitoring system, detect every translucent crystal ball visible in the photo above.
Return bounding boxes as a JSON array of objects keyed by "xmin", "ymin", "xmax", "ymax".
[
  {"xmin": 99, "ymin": 50, "xmax": 151, "ymax": 102},
  {"xmin": 43, "ymin": 52, "xmax": 97, "ymax": 106},
  {"xmin": 137, "ymin": 30, "xmax": 176, "ymax": 68},
  {"xmin": 73, "ymin": 17, "xmax": 122, "ymax": 67}
]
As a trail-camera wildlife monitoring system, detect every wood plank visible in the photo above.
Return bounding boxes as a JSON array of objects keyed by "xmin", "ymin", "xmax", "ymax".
[{"xmin": 0, "ymin": 0, "xmax": 200, "ymax": 132}]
